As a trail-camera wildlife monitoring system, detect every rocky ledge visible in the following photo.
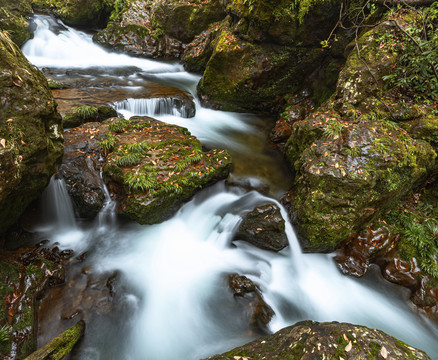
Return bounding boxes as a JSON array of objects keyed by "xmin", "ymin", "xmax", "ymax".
[{"xmin": 61, "ymin": 116, "xmax": 232, "ymax": 223}]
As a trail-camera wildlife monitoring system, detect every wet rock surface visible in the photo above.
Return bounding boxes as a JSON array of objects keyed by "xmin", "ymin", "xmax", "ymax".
[
  {"xmin": 0, "ymin": 32, "xmax": 63, "ymax": 234},
  {"xmin": 206, "ymin": 320, "xmax": 431, "ymax": 360},
  {"xmin": 227, "ymin": 274, "xmax": 274, "ymax": 331},
  {"xmin": 234, "ymin": 204, "xmax": 288, "ymax": 252},
  {"xmin": 59, "ymin": 124, "xmax": 105, "ymax": 219}
]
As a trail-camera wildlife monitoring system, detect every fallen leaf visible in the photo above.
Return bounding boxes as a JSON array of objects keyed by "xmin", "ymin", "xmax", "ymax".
[
  {"xmin": 380, "ymin": 346, "xmax": 388, "ymax": 359},
  {"xmin": 257, "ymin": 228, "xmax": 263, "ymax": 231},
  {"xmin": 345, "ymin": 341, "xmax": 352, "ymax": 352},
  {"xmin": 0, "ymin": 139, "xmax": 5, "ymax": 147},
  {"xmin": 343, "ymin": 334, "xmax": 348, "ymax": 341}
]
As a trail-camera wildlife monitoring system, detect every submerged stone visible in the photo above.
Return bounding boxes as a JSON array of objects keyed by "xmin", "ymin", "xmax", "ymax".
[
  {"xmin": 227, "ymin": 274, "xmax": 274, "ymax": 331},
  {"xmin": 234, "ymin": 204, "xmax": 288, "ymax": 252}
]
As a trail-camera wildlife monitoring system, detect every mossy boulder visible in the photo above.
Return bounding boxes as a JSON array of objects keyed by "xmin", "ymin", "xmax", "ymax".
[
  {"xmin": 102, "ymin": 116, "xmax": 232, "ymax": 224},
  {"xmin": 284, "ymin": 111, "xmax": 435, "ymax": 252},
  {"xmin": 93, "ymin": 0, "xmax": 185, "ymax": 58},
  {"xmin": 206, "ymin": 320, "xmax": 431, "ymax": 360},
  {"xmin": 0, "ymin": 32, "xmax": 63, "ymax": 234},
  {"xmin": 32, "ymin": 0, "xmax": 113, "ymax": 29},
  {"xmin": 0, "ymin": 0, "xmax": 33, "ymax": 46},
  {"xmin": 227, "ymin": 274, "xmax": 274, "ymax": 331},
  {"xmin": 151, "ymin": 0, "xmax": 227, "ymax": 44},
  {"xmin": 196, "ymin": 19, "xmax": 328, "ymax": 112},
  {"xmin": 281, "ymin": 13, "xmax": 438, "ymax": 253},
  {"xmin": 227, "ymin": 0, "xmax": 339, "ymax": 46},
  {"xmin": 194, "ymin": 0, "xmax": 344, "ymax": 112},
  {"xmin": 60, "ymin": 116, "xmax": 232, "ymax": 223}
]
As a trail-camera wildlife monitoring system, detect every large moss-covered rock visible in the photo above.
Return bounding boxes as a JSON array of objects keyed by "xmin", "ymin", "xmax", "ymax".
[
  {"xmin": 206, "ymin": 320, "xmax": 431, "ymax": 360},
  {"xmin": 334, "ymin": 21, "xmax": 398, "ymax": 117},
  {"xmin": 194, "ymin": 0, "xmax": 343, "ymax": 112},
  {"xmin": 0, "ymin": 0, "xmax": 33, "ymax": 46},
  {"xmin": 151, "ymin": 0, "xmax": 227, "ymax": 44},
  {"xmin": 60, "ymin": 117, "xmax": 232, "ymax": 223},
  {"xmin": 102, "ymin": 117, "xmax": 232, "ymax": 224},
  {"xmin": 284, "ymin": 110, "xmax": 435, "ymax": 252},
  {"xmin": 93, "ymin": 0, "xmax": 185, "ymax": 58},
  {"xmin": 32, "ymin": 0, "xmax": 113, "ymax": 29},
  {"xmin": 281, "ymin": 13, "xmax": 438, "ymax": 253},
  {"xmin": 196, "ymin": 19, "xmax": 328, "ymax": 112},
  {"xmin": 0, "ymin": 32, "xmax": 63, "ymax": 234}
]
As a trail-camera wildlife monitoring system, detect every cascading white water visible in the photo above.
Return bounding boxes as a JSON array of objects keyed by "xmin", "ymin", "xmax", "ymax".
[
  {"xmin": 23, "ymin": 15, "xmax": 438, "ymax": 360},
  {"xmin": 114, "ymin": 97, "xmax": 192, "ymax": 118},
  {"xmin": 40, "ymin": 176, "xmax": 76, "ymax": 230},
  {"xmin": 22, "ymin": 16, "xmax": 183, "ymax": 72}
]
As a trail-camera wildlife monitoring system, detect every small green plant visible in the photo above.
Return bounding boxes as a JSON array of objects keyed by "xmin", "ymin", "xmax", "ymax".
[
  {"xmin": 115, "ymin": 152, "xmax": 142, "ymax": 167},
  {"xmin": 385, "ymin": 198, "xmax": 438, "ymax": 277},
  {"xmin": 124, "ymin": 170, "xmax": 158, "ymax": 192},
  {"xmin": 345, "ymin": 145, "xmax": 361, "ymax": 157},
  {"xmin": 382, "ymin": 4, "xmax": 438, "ymax": 102},
  {"xmin": 323, "ymin": 119, "xmax": 345, "ymax": 140},
  {"xmin": 109, "ymin": 119, "xmax": 130, "ymax": 133},
  {"xmin": 100, "ymin": 133, "xmax": 116, "ymax": 155},
  {"xmin": 125, "ymin": 141, "xmax": 150, "ymax": 154},
  {"xmin": 71, "ymin": 106, "xmax": 98, "ymax": 120},
  {"xmin": 0, "ymin": 325, "xmax": 11, "ymax": 342}
]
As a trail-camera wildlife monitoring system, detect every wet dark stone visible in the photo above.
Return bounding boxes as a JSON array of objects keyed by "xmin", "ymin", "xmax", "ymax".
[
  {"xmin": 234, "ymin": 204, "xmax": 288, "ymax": 252},
  {"xmin": 227, "ymin": 274, "xmax": 274, "ymax": 330}
]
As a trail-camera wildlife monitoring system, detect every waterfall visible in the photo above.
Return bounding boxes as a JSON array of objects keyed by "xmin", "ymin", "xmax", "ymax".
[
  {"xmin": 40, "ymin": 175, "xmax": 76, "ymax": 231},
  {"xmin": 22, "ymin": 15, "xmax": 183, "ymax": 72},
  {"xmin": 23, "ymin": 15, "xmax": 438, "ymax": 360},
  {"xmin": 113, "ymin": 97, "xmax": 194, "ymax": 118}
]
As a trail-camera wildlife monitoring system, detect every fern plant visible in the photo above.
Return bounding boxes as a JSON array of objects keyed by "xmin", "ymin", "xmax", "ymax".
[
  {"xmin": 72, "ymin": 106, "xmax": 98, "ymax": 120},
  {"xmin": 109, "ymin": 119, "xmax": 130, "ymax": 133},
  {"xmin": 100, "ymin": 133, "xmax": 116, "ymax": 155}
]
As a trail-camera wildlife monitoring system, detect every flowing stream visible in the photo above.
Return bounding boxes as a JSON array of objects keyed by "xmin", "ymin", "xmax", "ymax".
[{"xmin": 21, "ymin": 15, "xmax": 438, "ymax": 359}]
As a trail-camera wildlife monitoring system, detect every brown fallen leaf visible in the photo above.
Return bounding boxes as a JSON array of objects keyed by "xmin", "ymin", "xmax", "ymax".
[{"xmin": 380, "ymin": 346, "xmax": 388, "ymax": 359}]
